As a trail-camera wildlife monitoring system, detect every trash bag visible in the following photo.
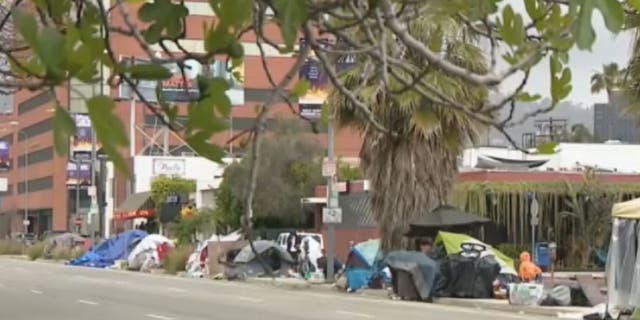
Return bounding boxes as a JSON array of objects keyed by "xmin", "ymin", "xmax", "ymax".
[
  {"xmin": 508, "ymin": 283, "xmax": 544, "ymax": 306},
  {"xmin": 541, "ymin": 285, "xmax": 572, "ymax": 306}
]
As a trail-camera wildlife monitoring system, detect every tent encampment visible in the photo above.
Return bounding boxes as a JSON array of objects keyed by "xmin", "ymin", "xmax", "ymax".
[
  {"xmin": 344, "ymin": 239, "xmax": 383, "ymax": 290},
  {"xmin": 384, "ymin": 250, "xmax": 440, "ymax": 301},
  {"xmin": 435, "ymin": 231, "xmax": 516, "ymax": 275},
  {"xmin": 70, "ymin": 230, "xmax": 148, "ymax": 268}
]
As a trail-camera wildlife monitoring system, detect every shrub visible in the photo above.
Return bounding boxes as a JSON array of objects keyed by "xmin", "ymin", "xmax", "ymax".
[
  {"xmin": 50, "ymin": 246, "xmax": 85, "ymax": 261},
  {"xmin": 0, "ymin": 240, "xmax": 23, "ymax": 255},
  {"xmin": 496, "ymin": 243, "xmax": 529, "ymax": 269},
  {"xmin": 26, "ymin": 242, "xmax": 45, "ymax": 261},
  {"xmin": 164, "ymin": 245, "xmax": 194, "ymax": 275}
]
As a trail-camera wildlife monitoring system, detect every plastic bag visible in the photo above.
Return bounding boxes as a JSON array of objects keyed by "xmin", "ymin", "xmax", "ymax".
[{"xmin": 508, "ymin": 283, "xmax": 544, "ymax": 306}]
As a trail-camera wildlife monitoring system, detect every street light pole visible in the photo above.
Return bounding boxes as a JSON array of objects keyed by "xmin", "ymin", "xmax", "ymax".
[{"xmin": 18, "ymin": 131, "xmax": 29, "ymax": 241}]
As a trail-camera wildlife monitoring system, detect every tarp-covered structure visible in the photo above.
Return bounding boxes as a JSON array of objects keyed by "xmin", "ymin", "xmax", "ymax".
[
  {"xmin": 70, "ymin": 230, "xmax": 147, "ymax": 268},
  {"xmin": 45, "ymin": 233, "xmax": 86, "ymax": 256},
  {"xmin": 435, "ymin": 231, "xmax": 516, "ymax": 276},
  {"xmin": 606, "ymin": 198, "xmax": 640, "ymax": 317},
  {"xmin": 345, "ymin": 239, "xmax": 383, "ymax": 290},
  {"xmin": 384, "ymin": 251, "xmax": 440, "ymax": 301},
  {"xmin": 226, "ymin": 240, "xmax": 295, "ymax": 279}
]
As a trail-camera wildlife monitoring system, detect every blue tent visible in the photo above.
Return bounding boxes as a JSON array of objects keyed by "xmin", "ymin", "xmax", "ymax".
[
  {"xmin": 345, "ymin": 239, "xmax": 384, "ymax": 290},
  {"xmin": 70, "ymin": 230, "xmax": 147, "ymax": 268}
]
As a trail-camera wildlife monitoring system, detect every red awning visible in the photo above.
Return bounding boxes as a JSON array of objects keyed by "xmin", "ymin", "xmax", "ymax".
[{"xmin": 114, "ymin": 209, "xmax": 156, "ymax": 221}]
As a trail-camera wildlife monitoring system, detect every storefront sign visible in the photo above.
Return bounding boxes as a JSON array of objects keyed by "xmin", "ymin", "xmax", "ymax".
[
  {"xmin": 152, "ymin": 158, "xmax": 186, "ymax": 177},
  {"xmin": 114, "ymin": 209, "xmax": 156, "ymax": 221}
]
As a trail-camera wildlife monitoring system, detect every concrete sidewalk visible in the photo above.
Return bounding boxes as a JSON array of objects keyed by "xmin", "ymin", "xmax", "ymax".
[{"xmin": 244, "ymin": 277, "xmax": 592, "ymax": 318}]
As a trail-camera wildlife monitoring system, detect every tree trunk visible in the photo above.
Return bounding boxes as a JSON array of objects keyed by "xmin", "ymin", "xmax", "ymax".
[{"xmin": 361, "ymin": 129, "xmax": 458, "ymax": 252}]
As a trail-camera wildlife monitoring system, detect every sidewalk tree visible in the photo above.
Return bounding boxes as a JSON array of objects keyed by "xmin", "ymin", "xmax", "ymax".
[
  {"xmin": 0, "ymin": 0, "xmax": 632, "ymax": 245},
  {"xmin": 222, "ymin": 120, "xmax": 323, "ymax": 226}
]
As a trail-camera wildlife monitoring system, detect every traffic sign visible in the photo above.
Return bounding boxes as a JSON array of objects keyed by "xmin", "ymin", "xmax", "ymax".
[
  {"xmin": 322, "ymin": 158, "xmax": 336, "ymax": 177},
  {"xmin": 322, "ymin": 207, "xmax": 342, "ymax": 224}
]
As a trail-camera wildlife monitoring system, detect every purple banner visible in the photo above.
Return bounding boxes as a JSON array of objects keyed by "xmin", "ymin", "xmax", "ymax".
[
  {"xmin": 71, "ymin": 114, "xmax": 93, "ymax": 159},
  {"xmin": 0, "ymin": 141, "xmax": 9, "ymax": 171},
  {"xmin": 66, "ymin": 161, "xmax": 91, "ymax": 187}
]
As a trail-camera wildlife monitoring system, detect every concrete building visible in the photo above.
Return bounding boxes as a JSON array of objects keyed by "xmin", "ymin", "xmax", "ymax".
[
  {"xmin": 0, "ymin": 1, "xmax": 363, "ymax": 238},
  {"xmin": 593, "ymin": 91, "xmax": 640, "ymax": 143}
]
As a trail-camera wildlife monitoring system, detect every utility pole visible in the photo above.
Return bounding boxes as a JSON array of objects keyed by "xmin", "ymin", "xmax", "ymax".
[
  {"xmin": 323, "ymin": 117, "xmax": 341, "ymax": 282},
  {"xmin": 19, "ymin": 131, "xmax": 29, "ymax": 243}
]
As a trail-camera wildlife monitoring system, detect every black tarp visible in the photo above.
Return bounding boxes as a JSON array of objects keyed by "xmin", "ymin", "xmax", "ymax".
[
  {"xmin": 436, "ymin": 253, "xmax": 501, "ymax": 299},
  {"xmin": 227, "ymin": 241, "xmax": 295, "ymax": 279},
  {"xmin": 384, "ymin": 251, "xmax": 440, "ymax": 301}
]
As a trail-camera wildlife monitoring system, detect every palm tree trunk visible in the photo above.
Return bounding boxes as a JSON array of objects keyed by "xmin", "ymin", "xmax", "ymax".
[{"xmin": 361, "ymin": 128, "xmax": 458, "ymax": 252}]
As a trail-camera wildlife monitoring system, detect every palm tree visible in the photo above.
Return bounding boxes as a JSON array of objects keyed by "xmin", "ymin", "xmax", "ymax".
[
  {"xmin": 591, "ymin": 63, "xmax": 625, "ymax": 100},
  {"xmin": 591, "ymin": 63, "xmax": 625, "ymax": 140},
  {"xmin": 328, "ymin": 14, "xmax": 488, "ymax": 251}
]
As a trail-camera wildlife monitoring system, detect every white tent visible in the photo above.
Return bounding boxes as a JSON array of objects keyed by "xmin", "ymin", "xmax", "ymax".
[
  {"xmin": 606, "ymin": 198, "xmax": 640, "ymax": 317},
  {"xmin": 127, "ymin": 234, "xmax": 174, "ymax": 270}
]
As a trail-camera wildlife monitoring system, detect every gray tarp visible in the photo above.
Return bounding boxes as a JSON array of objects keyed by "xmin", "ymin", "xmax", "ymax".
[
  {"xmin": 228, "ymin": 240, "xmax": 295, "ymax": 279},
  {"xmin": 384, "ymin": 251, "xmax": 440, "ymax": 300}
]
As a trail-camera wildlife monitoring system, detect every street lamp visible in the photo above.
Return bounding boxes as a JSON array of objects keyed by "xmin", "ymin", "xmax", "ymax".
[{"xmin": 17, "ymin": 130, "xmax": 29, "ymax": 241}]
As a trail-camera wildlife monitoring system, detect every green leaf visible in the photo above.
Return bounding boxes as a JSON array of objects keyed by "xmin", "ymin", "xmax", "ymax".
[
  {"xmin": 498, "ymin": 5, "xmax": 525, "ymax": 46},
  {"xmin": 138, "ymin": 0, "xmax": 189, "ymax": 43},
  {"xmin": 36, "ymin": 28, "xmax": 67, "ymax": 80},
  {"xmin": 537, "ymin": 141, "xmax": 558, "ymax": 154},
  {"xmin": 128, "ymin": 64, "xmax": 172, "ymax": 80},
  {"xmin": 13, "ymin": 10, "xmax": 38, "ymax": 46},
  {"xmin": 593, "ymin": 0, "xmax": 624, "ymax": 32},
  {"xmin": 630, "ymin": 0, "xmax": 640, "ymax": 12},
  {"xmin": 209, "ymin": 0, "xmax": 253, "ymax": 32},
  {"xmin": 516, "ymin": 92, "xmax": 542, "ymax": 102},
  {"xmin": 271, "ymin": 0, "xmax": 308, "ymax": 51},
  {"xmin": 574, "ymin": 0, "xmax": 596, "ymax": 50},
  {"xmin": 291, "ymin": 79, "xmax": 310, "ymax": 98},
  {"xmin": 53, "ymin": 104, "xmax": 76, "ymax": 156},
  {"xmin": 186, "ymin": 131, "xmax": 225, "ymax": 162},
  {"xmin": 86, "ymin": 96, "xmax": 130, "ymax": 174}
]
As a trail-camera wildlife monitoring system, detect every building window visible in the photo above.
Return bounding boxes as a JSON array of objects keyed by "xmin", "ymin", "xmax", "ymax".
[
  {"xmin": 18, "ymin": 119, "xmax": 52, "ymax": 141},
  {"xmin": 17, "ymin": 147, "xmax": 53, "ymax": 167},
  {"xmin": 17, "ymin": 176, "xmax": 53, "ymax": 194},
  {"xmin": 18, "ymin": 91, "xmax": 54, "ymax": 115},
  {"xmin": 0, "ymin": 184, "xmax": 12, "ymax": 196}
]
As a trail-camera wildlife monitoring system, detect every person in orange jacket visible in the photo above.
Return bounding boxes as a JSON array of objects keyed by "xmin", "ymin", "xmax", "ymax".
[{"xmin": 519, "ymin": 251, "xmax": 542, "ymax": 283}]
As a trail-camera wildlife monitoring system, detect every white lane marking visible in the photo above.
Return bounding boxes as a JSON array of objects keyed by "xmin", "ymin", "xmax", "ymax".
[
  {"xmin": 146, "ymin": 314, "xmax": 175, "ymax": 320},
  {"xmin": 77, "ymin": 299, "xmax": 99, "ymax": 306},
  {"xmin": 167, "ymin": 287, "xmax": 186, "ymax": 293},
  {"xmin": 236, "ymin": 296, "xmax": 263, "ymax": 303},
  {"xmin": 336, "ymin": 310, "xmax": 374, "ymax": 318},
  {"xmin": 30, "ymin": 289, "xmax": 43, "ymax": 295}
]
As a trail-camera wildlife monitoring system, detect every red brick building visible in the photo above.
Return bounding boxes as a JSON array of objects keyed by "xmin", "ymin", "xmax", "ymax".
[{"xmin": 0, "ymin": 1, "xmax": 362, "ymax": 237}]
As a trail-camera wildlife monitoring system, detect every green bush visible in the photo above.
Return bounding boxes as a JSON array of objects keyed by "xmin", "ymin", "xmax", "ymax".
[
  {"xmin": 26, "ymin": 242, "xmax": 45, "ymax": 261},
  {"xmin": 164, "ymin": 245, "xmax": 194, "ymax": 275},
  {"xmin": 0, "ymin": 240, "xmax": 23, "ymax": 255},
  {"xmin": 50, "ymin": 246, "xmax": 85, "ymax": 261}
]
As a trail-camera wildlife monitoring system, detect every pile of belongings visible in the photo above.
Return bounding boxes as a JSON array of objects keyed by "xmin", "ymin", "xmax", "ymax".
[
  {"xmin": 344, "ymin": 239, "xmax": 388, "ymax": 291},
  {"xmin": 44, "ymin": 233, "xmax": 86, "ymax": 259},
  {"xmin": 185, "ymin": 230, "xmax": 242, "ymax": 278},
  {"xmin": 225, "ymin": 240, "xmax": 295, "ymax": 280},
  {"xmin": 127, "ymin": 234, "xmax": 174, "ymax": 272},
  {"xmin": 434, "ymin": 232, "xmax": 517, "ymax": 299},
  {"xmin": 70, "ymin": 230, "xmax": 148, "ymax": 268}
]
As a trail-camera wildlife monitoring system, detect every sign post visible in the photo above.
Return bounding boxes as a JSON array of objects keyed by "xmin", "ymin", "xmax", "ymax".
[{"xmin": 530, "ymin": 193, "xmax": 539, "ymax": 262}]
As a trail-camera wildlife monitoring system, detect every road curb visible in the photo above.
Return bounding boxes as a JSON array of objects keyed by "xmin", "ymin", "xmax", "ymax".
[
  {"xmin": 433, "ymin": 298, "xmax": 574, "ymax": 318},
  {"xmin": 242, "ymin": 277, "xmax": 576, "ymax": 318}
]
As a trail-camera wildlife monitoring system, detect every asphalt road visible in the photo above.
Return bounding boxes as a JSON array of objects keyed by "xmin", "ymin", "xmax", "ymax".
[{"xmin": 0, "ymin": 257, "xmax": 545, "ymax": 320}]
